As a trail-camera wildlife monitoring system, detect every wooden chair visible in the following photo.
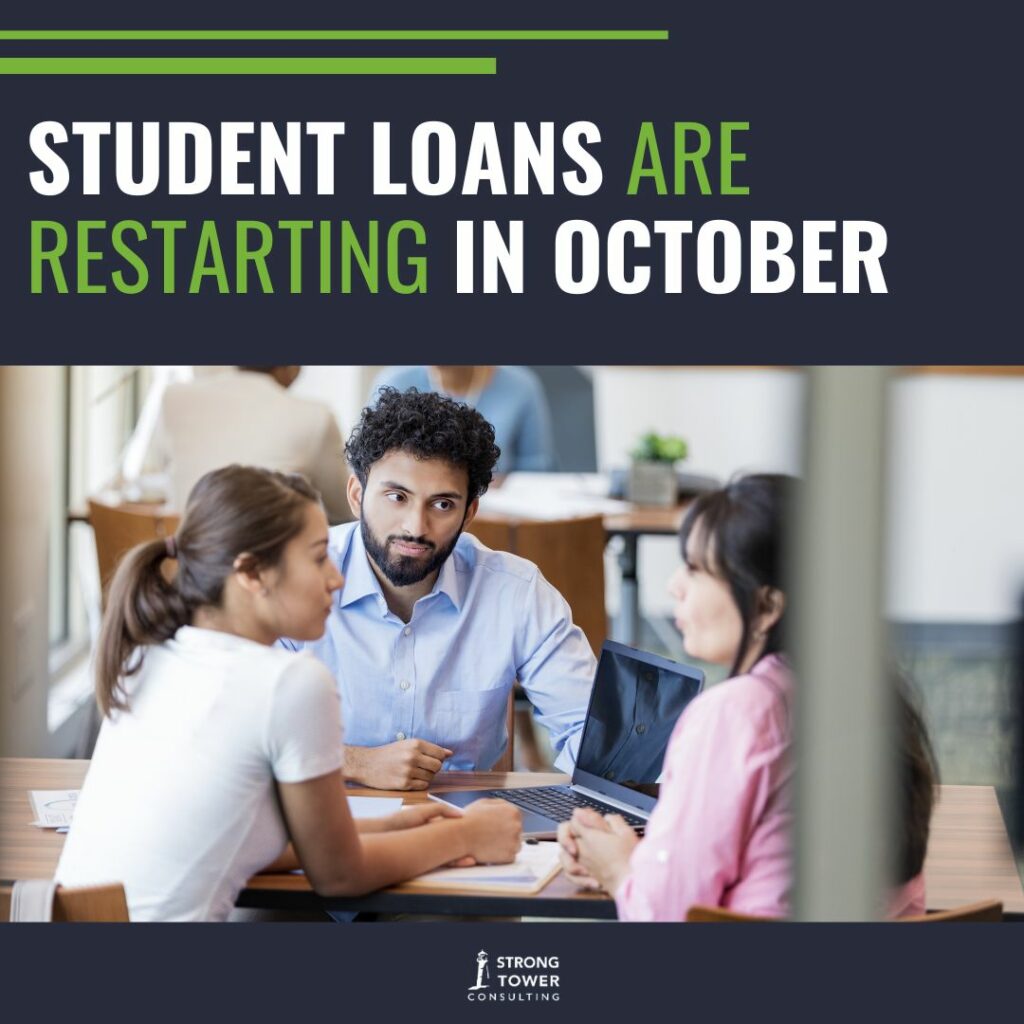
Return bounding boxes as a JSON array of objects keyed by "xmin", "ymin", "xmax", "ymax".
[
  {"xmin": 686, "ymin": 905, "xmax": 777, "ymax": 922},
  {"xmin": 685, "ymin": 899, "xmax": 1003, "ymax": 923},
  {"xmin": 488, "ymin": 691, "xmax": 516, "ymax": 773},
  {"xmin": 88, "ymin": 499, "xmax": 180, "ymax": 609},
  {"xmin": 469, "ymin": 514, "xmax": 607, "ymax": 657},
  {"xmin": 469, "ymin": 514, "xmax": 607, "ymax": 770},
  {"xmin": 899, "ymin": 900, "xmax": 1003, "ymax": 922},
  {"xmin": 1, "ymin": 883, "xmax": 130, "ymax": 922}
]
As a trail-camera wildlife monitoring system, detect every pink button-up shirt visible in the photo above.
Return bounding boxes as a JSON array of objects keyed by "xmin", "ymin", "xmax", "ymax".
[{"xmin": 614, "ymin": 654, "xmax": 925, "ymax": 921}]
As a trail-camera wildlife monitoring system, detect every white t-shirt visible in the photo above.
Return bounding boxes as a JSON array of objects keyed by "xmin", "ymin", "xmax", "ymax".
[{"xmin": 56, "ymin": 627, "xmax": 344, "ymax": 922}]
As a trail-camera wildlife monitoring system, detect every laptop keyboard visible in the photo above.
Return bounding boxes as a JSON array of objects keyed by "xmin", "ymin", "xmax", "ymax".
[{"xmin": 489, "ymin": 787, "xmax": 647, "ymax": 829}]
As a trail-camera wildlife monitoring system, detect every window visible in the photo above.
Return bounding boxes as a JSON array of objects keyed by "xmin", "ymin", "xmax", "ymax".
[{"xmin": 49, "ymin": 366, "xmax": 148, "ymax": 671}]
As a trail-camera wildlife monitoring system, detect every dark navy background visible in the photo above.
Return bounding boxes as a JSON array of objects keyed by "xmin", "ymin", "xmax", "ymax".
[
  {"xmin": 1, "ymin": 920, "xmax": 1017, "ymax": 1019},
  {"xmin": 0, "ymin": 1, "xmax": 1017, "ymax": 365},
  {"xmin": 1, "ymin": 4, "xmax": 1021, "ymax": 1017}
]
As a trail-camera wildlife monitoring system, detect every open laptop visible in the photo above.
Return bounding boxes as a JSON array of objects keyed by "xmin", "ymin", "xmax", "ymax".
[{"xmin": 430, "ymin": 639, "xmax": 704, "ymax": 838}]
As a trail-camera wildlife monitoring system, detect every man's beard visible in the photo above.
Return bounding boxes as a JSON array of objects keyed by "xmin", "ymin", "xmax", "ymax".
[{"xmin": 360, "ymin": 515, "xmax": 463, "ymax": 587}]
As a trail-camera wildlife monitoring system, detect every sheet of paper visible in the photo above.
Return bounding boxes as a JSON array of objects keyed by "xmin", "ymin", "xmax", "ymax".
[
  {"xmin": 405, "ymin": 841, "xmax": 562, "ymax": 891},
  {"xmin": 29, "ymin": 789, "xmax": 79, "ymax": 828},
  {"xmin": 346, "ymin": 795, "xmax": 404, "ymax": 820}
]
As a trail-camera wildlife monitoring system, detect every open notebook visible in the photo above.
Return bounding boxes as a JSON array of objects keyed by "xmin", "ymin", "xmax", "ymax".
[{"xmin": 400, "ymin": 841, "xmax": 562, "ymax": 895}]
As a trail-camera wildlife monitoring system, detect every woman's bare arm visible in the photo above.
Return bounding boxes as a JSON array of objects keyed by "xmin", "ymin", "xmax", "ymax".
[{"xmin": 275, "ymin": 770, "xmax": 522, "ymax": 896}]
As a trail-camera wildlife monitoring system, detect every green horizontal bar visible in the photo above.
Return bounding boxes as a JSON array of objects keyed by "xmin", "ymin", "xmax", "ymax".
[
  {"xmin": 0, "ymin": 29, "xmax": 667, "ymax": 40},
  {"xmin": 0, "ymin": 56, "xmax": 496, "ymax": 74}
]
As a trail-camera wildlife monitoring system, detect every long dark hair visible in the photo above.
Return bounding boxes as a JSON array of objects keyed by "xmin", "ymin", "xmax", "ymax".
[
  {"xmin": 96, "ymin": 465, "xmax": 321, "ymax": 717},
  {"xmin": 679, "ymin": 473, "xmax": 797, "ymax": 677},
  {"xmin": 897, "ymin": 678, "xmax": 939, "ymax": 883}
]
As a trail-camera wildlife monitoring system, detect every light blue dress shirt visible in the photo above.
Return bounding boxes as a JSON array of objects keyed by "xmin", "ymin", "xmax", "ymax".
[
  {"xmin": 370, "ymin": 366, "xmax": 557, "ymax": 474},
  {"xmin": 281, "ymin": 522, "xmax": 595, "ymax": 772}
]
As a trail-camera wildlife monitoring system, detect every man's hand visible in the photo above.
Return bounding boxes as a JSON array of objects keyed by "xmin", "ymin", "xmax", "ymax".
[{"xmin": 343, "ymin": 740, "xmax": 453, "ymax": 791}]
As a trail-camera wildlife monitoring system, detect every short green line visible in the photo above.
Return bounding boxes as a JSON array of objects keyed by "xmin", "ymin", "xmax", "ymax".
[
  {"xmin": 0, "ymin": 29, "xmax": 668, "ymax": 41},
  {"xmin": 0, "ymin": 56, "xmax": 496, "ymax": 74}
]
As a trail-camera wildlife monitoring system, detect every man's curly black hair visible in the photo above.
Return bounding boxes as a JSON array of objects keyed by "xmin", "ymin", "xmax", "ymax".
[{"xmin": 345, "ymin": 387, "xmax": 501, "ymax": 502}]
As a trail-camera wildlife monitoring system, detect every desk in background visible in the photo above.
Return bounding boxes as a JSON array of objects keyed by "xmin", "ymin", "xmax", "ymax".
[
  {"xmin": 3, "ymin": 758, "xmax": 1022, "ymax": 919},
  {"xmin": 476, "ymin": 472, "xmax": 688, "ymax": 647},
  {"xmin": 602, "ymin": 505, "xmax": 684, "ymax": 646}
]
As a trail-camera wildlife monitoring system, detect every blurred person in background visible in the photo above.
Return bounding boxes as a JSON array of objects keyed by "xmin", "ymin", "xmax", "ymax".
[
  {"xmin": 125, "ymin": 366, "xmax": 352, "ymax": 524},
  {"xmin": 370, "ymin": 365, "xmax": 556, "ymax": 474}
]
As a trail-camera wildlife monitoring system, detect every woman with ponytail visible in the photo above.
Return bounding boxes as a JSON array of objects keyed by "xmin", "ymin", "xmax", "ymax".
[{"xmin": 57, "ymin": 465, "xmax": 520, "ymax": 922}]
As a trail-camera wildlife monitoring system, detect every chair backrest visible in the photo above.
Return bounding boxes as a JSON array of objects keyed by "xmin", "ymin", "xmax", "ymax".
[
  {"xmin": 686, "ymin": 899, "xmax": 1004, "ymax": 923},
  {"xmin": 468, "ymin": 514, "xmax": 607, "ymax": 657},
  {"xmin": 88, "ymin": 499, "xmax": 180, "ymax": 609},
  {"xmin": 898, "ymin": 900, "xmax": 1003, "ymax": 923},
  {"xmin": 686, "ymin": 905, "xmax": 777, "ymax": 922},
  {"xmin": 1, "ymin": 883, "xmax": 130, "ymax": 922},
  {"xmin": 488, "ymin": 691, "xmax": 516, "ymax": 773}
]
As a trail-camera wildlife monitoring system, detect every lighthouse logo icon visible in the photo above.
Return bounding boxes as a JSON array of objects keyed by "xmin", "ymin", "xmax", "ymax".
[{"xmin": 468, "ymin": 950, "xmax": 491, "ymax": 991}]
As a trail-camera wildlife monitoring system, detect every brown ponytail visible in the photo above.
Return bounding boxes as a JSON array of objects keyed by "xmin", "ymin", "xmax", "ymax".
[
  {"xmin": 96, "ymin": 539, "xmax": 189, "ymax": 716},
  {"xmin": 95, "ymin": 465, "xmax": 322, "ymax": 717}
]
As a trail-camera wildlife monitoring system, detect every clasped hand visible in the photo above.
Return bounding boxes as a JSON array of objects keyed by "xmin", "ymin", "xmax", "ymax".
[{"xmin": 557, "ymin": 807, "xmax": 639, "ymax": 895}]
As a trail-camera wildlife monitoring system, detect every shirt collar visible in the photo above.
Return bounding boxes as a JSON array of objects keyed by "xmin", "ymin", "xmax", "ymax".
[
  {"xmin": 337, "ymin": 525, "xmax": 387, "ymax": 615},
  {"xmin": 434, "ymin": 548, "xmax": 464, "ymax": 611},
  {"xmin": 337, "ymin": 522, "xmax": 465, "ymax": 615}
]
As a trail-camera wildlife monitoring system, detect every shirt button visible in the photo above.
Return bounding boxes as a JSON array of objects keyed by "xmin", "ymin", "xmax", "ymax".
[
  {"xmin": 403, "ymin": 626, "xmax": 412, "ymax": 636},
  {"xmin": 399, "ymin": 680, "xmax": 411, "ymax": 691},
  {"xmin": 635, "ymin": 723, "xmax": 647, "ymax": 735},
  {"xmin": 656, "ymin": 849, "xmax": 669, "ymax": 864},
  {"xmin": 395, "ymin": 731, "xmax": 406, "ymax": 741}
]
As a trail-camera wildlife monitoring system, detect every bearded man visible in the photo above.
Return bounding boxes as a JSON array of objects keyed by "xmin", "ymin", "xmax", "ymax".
[{"xmin": 283, "ymin": 386, "xmax": 594, "ymax": 790}]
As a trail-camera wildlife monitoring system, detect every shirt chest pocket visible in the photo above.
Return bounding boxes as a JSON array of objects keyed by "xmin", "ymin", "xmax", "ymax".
[
  {"xmin": 427, "ymin": 685, "xmax": 511, "ymax": 770},
  {"xmin": 433, "ymin": 684, "xmax": 510, "ymax": 716}
]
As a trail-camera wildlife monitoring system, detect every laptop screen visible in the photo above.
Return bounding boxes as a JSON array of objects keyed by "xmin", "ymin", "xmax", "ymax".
[{"xmin": 572, "ymin": 640, "xmax": 705, "ymax": 811}]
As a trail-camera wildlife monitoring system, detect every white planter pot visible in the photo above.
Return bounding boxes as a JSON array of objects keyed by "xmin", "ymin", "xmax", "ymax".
[{"xmin": 627, "ymin": 461, "xmax": 677, "ymax": 506}]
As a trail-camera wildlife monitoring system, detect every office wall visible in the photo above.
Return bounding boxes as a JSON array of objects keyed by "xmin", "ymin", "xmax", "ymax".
[
  {"xmin": 592, "ymin": 366, "xmax": 806, "ymax": 478},
  {"xmin": 887, "ymin": 374, "xmax": 1024, "ymax": 623},
  {"xmin": 592, "ymin": 367, "xmax": 806, "ymax": 617},
  {"xmin": 0, "ymin": 367, "xmax": 59, "ymax": 756}
]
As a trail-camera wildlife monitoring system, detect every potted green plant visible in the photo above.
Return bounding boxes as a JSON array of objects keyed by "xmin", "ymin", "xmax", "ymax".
[{"xmin": 628, "ymin": 432, "xmax": 689, "ymax": 505}]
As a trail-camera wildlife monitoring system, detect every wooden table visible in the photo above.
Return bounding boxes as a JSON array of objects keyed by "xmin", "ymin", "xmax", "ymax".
[
  {"xmin": 4, "ymin": 759, "xmax": 1022, "ymax": 918},
  {"xmin": 920, "ymin": 785, "xmax": 1024, "ymax": 913},
  {"xmin": 243, "ymin": 772, "xmax": 613, "ymax": 918},
  {"xmin": 0, "ymin": 762, "xmax": 611, "ymax": 918}
]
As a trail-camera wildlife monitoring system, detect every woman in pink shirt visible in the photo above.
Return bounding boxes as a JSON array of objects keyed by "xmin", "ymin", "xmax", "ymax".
[{"xmin": 558, "ymin": 473, "xmax": 935, "ymax": 920}]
